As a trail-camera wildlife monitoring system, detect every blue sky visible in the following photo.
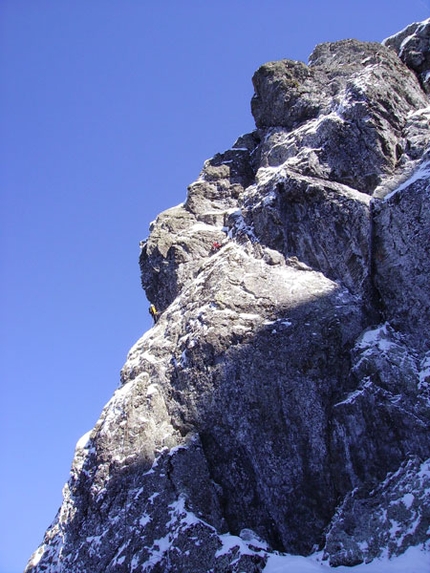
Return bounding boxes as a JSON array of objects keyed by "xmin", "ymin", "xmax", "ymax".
[{"xmin": 1, "ymin": 2, "xmax": 429, "ymax": 572}]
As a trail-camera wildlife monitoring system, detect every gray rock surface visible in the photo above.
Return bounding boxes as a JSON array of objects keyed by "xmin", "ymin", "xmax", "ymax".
[
  {"xmin": 324, "ymin": 456, "xmax": 430, "ymax": 566},
  {"xmin": 373, "ymin": 164, "xmax": 430, "ymax": 348},
  {"xmin": 383, "ymin": 19, "xmax": 430, "ymax": 94},
  {"xmin": 26, "ymin": 20, "xmax": 430, "ymax": 573},
  {"xmin": 252, "ymin": 38, "xmax": 427, "ymax": 192}
]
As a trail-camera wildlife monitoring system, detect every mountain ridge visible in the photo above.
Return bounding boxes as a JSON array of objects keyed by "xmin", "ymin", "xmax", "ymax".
[{"xmin": 26, "ymin": 19, "xmax": 430, "ymax": 572}]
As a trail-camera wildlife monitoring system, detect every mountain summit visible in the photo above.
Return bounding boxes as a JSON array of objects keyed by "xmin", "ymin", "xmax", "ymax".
[{"xmin": 26, "ymin": 20, "xmax": 430, "ymax": 573}]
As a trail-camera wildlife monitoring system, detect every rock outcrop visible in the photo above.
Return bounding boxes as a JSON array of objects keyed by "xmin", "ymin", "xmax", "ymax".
[
  {"xmin": 26, "ymin": 20, "xmax": 430, "ymax": 572},
  {"xmin": 383, "ymin": 18, "xmax": 430, "ymax": 94}
]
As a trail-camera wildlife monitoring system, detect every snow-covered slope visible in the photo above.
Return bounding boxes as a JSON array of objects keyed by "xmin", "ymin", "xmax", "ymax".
[{"xmin": 26, "ymin": 20, "xmax": 430, "ymax": 573}]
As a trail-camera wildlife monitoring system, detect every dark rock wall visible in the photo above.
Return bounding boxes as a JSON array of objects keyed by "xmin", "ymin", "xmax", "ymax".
[{"xmin": 373, "ymin": 174, "xmax": 430, "ymax": 347}]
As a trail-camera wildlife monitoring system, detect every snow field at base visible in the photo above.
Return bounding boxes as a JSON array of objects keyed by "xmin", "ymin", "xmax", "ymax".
[
  {"xmin": 263, "ymin": 546, "xmax": 429, "ymax": 573},
  {"xmin": 136, "ymin": 489, "xmax": 430, "ymax": 573},
  {"xmin": 130, "ymin": 494, "xmax": 430, "ymax": 572}
]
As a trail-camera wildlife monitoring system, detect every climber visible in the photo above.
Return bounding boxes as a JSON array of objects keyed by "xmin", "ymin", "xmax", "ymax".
[
  {"xmin": 211, "ymin": 241, "xmax": 222, "ymax": 253},
  {"xmin": 149, "ymin": 304, "xmax": 159, "ymax": 324}
]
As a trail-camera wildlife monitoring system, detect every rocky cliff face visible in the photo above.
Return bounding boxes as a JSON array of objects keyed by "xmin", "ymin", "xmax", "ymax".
[{"xmin": 26, "ymin": 20, "xmax": 430, "ymax": 572}]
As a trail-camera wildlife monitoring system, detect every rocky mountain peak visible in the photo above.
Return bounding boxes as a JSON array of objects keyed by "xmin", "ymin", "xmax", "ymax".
[
  {"xmin": 383, "ymin": 18, "xmax": 430, "ymax": 93},
  {"xmin": 26, "ymin": 20, "xmax": 430, "ymax": 573}
]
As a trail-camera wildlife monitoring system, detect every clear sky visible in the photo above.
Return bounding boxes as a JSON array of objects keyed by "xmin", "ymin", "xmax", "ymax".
[{"xmin": 1, "ymin": 2, "xmax": 429, "ymax": 572}]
